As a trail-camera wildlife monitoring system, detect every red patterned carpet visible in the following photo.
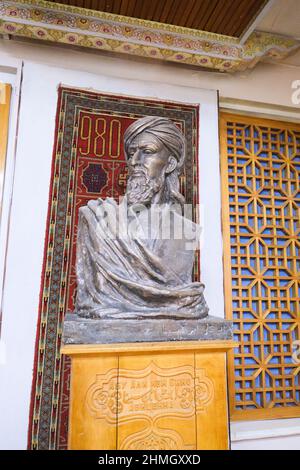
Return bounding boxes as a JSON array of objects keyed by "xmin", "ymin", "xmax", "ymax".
[{"xmin": 28, "ymin": 87, "xmax": 200, "ymax": 449}]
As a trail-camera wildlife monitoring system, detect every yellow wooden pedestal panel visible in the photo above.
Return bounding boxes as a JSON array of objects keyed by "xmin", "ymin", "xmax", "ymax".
[
  {"xmin": 117, "ymin": 352, "xmax": 196, "ymax": 450},
  {"xmin": 68, "ymin": 354, "xmax": 118, "ymax": 450},
  {"xmin": 195, "ymin": 352, "xmax": 228, "ymax": 449},
  {"xmin": 62, "ymin": 340, "xmax": 234, "ymax": 450}
]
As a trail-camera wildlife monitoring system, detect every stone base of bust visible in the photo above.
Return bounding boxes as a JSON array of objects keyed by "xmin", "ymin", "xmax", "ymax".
[{"xmin": 63, "ymin": 313, "xmax": 233, "ymax": 344}]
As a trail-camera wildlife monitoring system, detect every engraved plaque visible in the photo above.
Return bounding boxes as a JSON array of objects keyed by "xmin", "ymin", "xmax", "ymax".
[{"xmin": 86, "ymin": 361, "xmax": 214, "ymax": 450}]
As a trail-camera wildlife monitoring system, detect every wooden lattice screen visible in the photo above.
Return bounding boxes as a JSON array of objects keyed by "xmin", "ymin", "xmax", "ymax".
[{"xmin": 220, "ymin": 112, "xmax": 300, "ymax": 421}]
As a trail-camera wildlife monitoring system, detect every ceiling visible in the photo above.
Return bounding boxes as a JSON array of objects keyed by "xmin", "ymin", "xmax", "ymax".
[
  {"xmin": 257, "ymin": 0, "xmax": 300, "ymax": 67},
  {"xmin": 48, "ymin": 0, "xmax": 269, "ymax": 38},
  {"xmin": 1, "ymin": 0, "xmax": 298, "ymax": 72},
  {"xmin": 258, "ymin": 0, "xmax": 300, "ymax": 39}
]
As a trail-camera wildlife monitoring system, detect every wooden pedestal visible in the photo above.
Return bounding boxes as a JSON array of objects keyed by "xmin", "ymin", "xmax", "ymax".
[{"xmin": 61, "ymin": 340, "xmax": 233, "ymax": 450}]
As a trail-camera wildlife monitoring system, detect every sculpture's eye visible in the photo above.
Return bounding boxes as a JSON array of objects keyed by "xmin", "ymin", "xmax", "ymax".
[{"xmin": 144, "ymin": 148, "xmax": 154, "ymax": 155}]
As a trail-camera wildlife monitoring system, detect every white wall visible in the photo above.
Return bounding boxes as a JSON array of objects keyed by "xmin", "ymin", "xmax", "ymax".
[
  {"xmin": 0, "ymin": 61, "xmax": 22, "ymax": 327},
  {"xmin": 1, "ymin": 38, "xmax": 299, "ymax": 109},
  {"xmin": 0, "ymin": 38, "xmax": 299, "ymax": 450},
  {"xmin": 231, "ymin": 418, "xmax": 300, "ymax": 450}
]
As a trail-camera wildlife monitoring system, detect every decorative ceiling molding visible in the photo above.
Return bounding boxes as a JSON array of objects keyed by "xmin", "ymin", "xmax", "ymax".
[
  {"xmin": 0, "ymin": 0, "xmax": 299, "ymax": 72},
  {"xmin": 38, "ymin": 0, "xmax": 270, "ymax": 38}
]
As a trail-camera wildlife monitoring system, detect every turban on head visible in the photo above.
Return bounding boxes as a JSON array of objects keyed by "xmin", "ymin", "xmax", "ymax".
[{"xmin": 124, "ymin": 116, "xmax": 186, "ymax": 173}]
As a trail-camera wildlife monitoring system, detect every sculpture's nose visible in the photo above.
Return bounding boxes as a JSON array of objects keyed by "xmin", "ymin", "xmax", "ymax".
[{"xmin": 130, "ymin": 150, "xmax": 141, "ymax": 166}]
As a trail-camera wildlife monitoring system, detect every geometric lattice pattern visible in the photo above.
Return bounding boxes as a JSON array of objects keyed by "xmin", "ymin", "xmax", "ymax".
[{"xmin": 220, "ymin": 113, "xmax": 300, "ymax": 421}]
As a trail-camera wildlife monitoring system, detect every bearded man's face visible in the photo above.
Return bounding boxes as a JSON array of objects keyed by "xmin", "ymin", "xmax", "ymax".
[{"xmin": 125, "ymin": 132, "xmax": 171, "ymax": 206}]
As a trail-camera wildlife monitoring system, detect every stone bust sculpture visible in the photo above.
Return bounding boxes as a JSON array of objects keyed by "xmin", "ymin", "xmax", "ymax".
[{"xmin": 75, "ymin": 116, "xmax": 208, "ymax": 320}]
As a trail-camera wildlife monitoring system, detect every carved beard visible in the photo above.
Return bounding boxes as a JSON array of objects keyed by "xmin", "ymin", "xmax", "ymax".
[{"xmin": 126, "ymin": 171, "xmax": 165, "ymax": 206}]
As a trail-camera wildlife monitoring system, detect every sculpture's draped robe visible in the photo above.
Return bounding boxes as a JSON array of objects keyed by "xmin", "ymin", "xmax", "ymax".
[{"xmin": 75, "ymin": 198, "xmax": 208, "ymax": 319}]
